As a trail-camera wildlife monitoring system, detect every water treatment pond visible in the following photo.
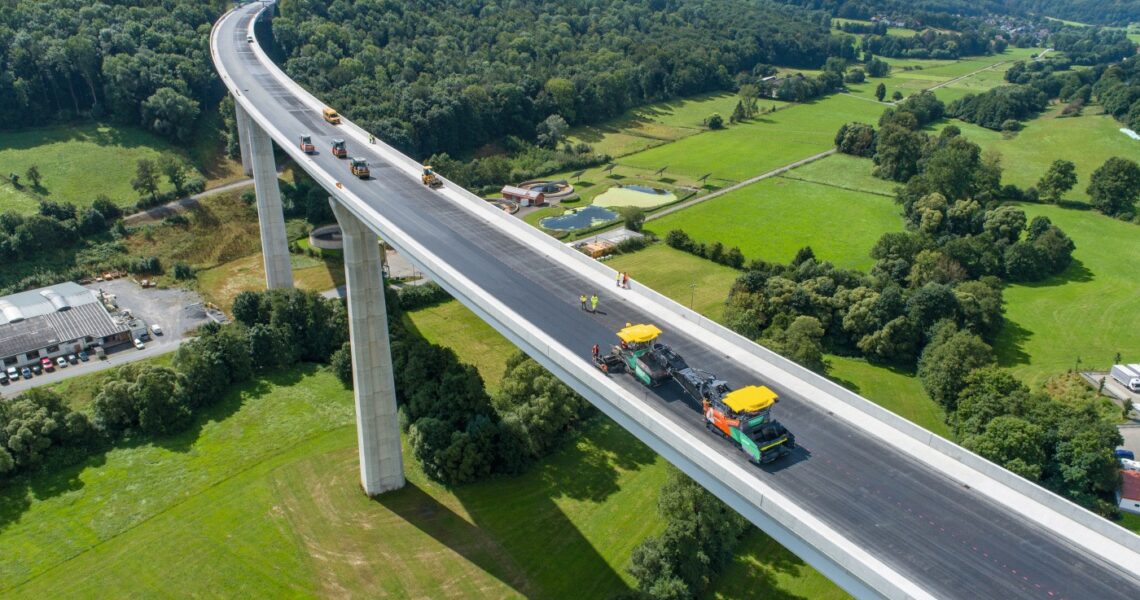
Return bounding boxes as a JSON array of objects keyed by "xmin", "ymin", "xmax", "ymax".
[
  {"xmin": 593, "ymin": 184, "xmax": 677, "ymax": 209},
  {"xmin": 539, "ymin": 205, "xmax": 618, "ymax": 231}
]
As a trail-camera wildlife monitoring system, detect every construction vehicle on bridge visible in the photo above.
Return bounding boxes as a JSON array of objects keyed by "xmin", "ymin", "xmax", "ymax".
[
  {"xmin": 594, "ymin": 323, "xmax": 795, "ymax": 464},
  {"xmin": 422, "ymin": 164, "xmax": 442, "ymax": 188},
  {"xmin": 331, "ymin": 139, "xmax": 347, "ymax": 158},
  {"xmin": 299, "ymin": 134, "xmax": 315, "ymax": 154},
  {"xmin": 350, "ymin": 157, "xmax": 370, "ymax": 179}
]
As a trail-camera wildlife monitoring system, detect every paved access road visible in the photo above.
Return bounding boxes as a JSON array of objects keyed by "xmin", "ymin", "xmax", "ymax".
[{"xmin": 218, "ymin": 6, "xmax": 1140, "ymax": 599}]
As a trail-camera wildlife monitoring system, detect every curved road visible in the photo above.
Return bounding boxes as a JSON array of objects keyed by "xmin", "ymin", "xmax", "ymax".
[{"xmin": 216, "ymin": 5, "xmax": 1140, "ymax": 599}]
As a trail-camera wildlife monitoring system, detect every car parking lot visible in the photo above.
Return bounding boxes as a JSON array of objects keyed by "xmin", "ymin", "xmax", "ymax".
[{"xmin": 1, "ymin": 280, "xmax": 214, "ymax": 396}]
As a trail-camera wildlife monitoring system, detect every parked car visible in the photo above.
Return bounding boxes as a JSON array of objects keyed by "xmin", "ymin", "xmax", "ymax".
[
  {"xmin": 6, "ymin": 366, "xmax": 18, "ymax": 380},
  {"xmin": 134, "ymin": 338, "xmax": 146, "ymax": 350},
  {"xmin": 1116, "ymin": 448, "xmax": 1136, "ymax": 461},
  {"xmin": 0, "ymin": 372, "xmax": 8, "ymax": 385},
  {"xmin": 78, "ymin": 351, "xmax": 89, "ymax": 362},
  {"xmin": 151, "ymin": 324, "xmax": 163, "ymax": 335},
  {"xmin": 56, "ymin": 356, "xmax": 68, "ymax": 368},
  {"xmin": 67, "ymin": 354, "xmax": 78, "ymax": 364},
  {"xmin": 20, "ymin": 367, "xmax": 33, "ymax": 379},
  {"xmin": 30, "ymin": 363, "xmax": 42, "ymax": 375},
  {"xmin": 42, "ymin": 357, "xmax": 54, "ymax": 372}
]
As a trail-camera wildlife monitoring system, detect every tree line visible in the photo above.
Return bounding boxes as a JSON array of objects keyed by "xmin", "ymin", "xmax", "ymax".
[
  {"xmin": 3, "ymin": 285, "xmax": 595, "ymax": 491},
  {"xmin": 0, "ymin": 0, "xmax": 224, "ymax": 139},
  {"xmin": 272, "ymin": 0, "xmax": 843, "ymax": 159},
  {"xmin": 776, "ymin": 0, "xmax": 1140, "ymax": 27}
]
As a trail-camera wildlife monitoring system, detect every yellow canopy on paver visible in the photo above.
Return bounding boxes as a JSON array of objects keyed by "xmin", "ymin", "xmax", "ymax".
[
  {"xmin": 722, "ymin": 385, "xmax": 778, "ymax": 413},
  {"xmin": 616, "ymin": 323, "xmax": 662, "ymax": 344}
]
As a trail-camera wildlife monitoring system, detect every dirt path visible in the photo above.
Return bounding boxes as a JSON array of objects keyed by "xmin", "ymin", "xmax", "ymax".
[{"xmin": 645, "ymin": 149, "xmax": 836, "ymax": 222}]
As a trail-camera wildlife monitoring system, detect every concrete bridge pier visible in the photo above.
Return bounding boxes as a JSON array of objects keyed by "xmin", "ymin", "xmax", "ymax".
[
  {"xmin": 330, "ymin": 199, "xmax": 405, "ymax": 496},
  {"xmin": 234, "ymin": 102, "xmax": 253, "ymax": 177},
  {"xmin": 240, "ymin": 103, "xmax": 294, "ymax": 290}
]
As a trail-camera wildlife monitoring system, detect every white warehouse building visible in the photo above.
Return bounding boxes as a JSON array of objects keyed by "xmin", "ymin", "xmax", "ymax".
[{"xmin": 0, "ymin": 282, "xmax": 131, "ymax": 369}]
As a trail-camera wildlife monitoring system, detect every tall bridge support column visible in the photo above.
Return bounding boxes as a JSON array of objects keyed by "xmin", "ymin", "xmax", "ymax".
[
  {"xmin": 234, "ymin": 101, "xmax": 253, "ymax": 177},
  {"xmin": 330, "ymin": 199, "xmax": 405, "ymax": 496},
  {"xmin": 245, "ymin": 113, "xmax": 294, "ymax": 289}
]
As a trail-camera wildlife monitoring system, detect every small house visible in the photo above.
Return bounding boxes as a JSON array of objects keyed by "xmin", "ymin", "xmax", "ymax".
[
  {"xmin": 1119, "ymin": 470, "xmax": 1140, "ymax": 515},
  {"xmin": 501, "ymin": 185, "xmax": 545, "ymax": 207}
]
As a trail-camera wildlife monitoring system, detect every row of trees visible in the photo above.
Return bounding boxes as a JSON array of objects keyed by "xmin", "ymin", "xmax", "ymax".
[
  {"xmin": 664, "ymin": 230, "xmax": 746, "ymax": 269},
  {"xmin": 0, "ymin": 0, "xmax": 220, "ymax": 138},
  {"xmin": 273, "ymin": 0, "xmax": 843, "ymax": 158},
  {"xmin": 1092, "ymin": 56, "xmax": 1140, "ymax": 135},
  {"xmin": 859, "ymin": 26, "xmax": 1005, "ymax": 60},
  {"xmin": 778, "ymin": 0, "xmax": 1140, "ymax": 27}
]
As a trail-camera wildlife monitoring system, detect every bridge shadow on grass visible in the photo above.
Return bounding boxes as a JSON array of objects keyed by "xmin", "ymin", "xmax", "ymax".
[
  {"xmin": 712, "ymin": 528, "xmax": 814, "ymax": 600},
  {"xmin": 379, "ymin": 418, "xmax": 656, "ymax": 598}
]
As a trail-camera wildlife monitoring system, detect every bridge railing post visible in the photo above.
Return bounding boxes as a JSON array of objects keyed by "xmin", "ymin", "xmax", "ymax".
[{"xmin": 330, "ymin": 198, "xmax": 405, "ymax": 496}]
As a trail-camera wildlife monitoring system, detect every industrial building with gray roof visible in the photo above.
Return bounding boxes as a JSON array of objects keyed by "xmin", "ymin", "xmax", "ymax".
[{"xmin": 0, "ymin": 282, "xmax": 130, "ymax": 368}]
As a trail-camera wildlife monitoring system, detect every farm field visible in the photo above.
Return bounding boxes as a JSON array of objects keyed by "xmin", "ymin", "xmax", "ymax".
[
  {"xmin": 944, "ymin": 106, "xmax": 1140, "ymax": 203},
  {"xmin": 620, "ymin": 94, "xmax": 884, "ymax": 182},
  {"xmin": 779, "ymin": 153, "xmax": 897, "ymax": 196},
  {"xmin": 843, "ymin": 47, "xmax": 1046, "ymax": 106},
  {"xmin": 645, "ymin": 175, "xmax": 903, "ymax": 271},
  {"xmin": 0, "ymin": 123, "xmax": 196, "ymax": 214},
  {"xmin": 565, "ymin": 92, "xmax": 789, "ymax": 159},
  {"xmin": 832, "ymin": 17, "xmax": 920, "ymax": 38},
  {"xmin": 996, "ymin": 204, "xmax": 1140, "ymax": 386}
]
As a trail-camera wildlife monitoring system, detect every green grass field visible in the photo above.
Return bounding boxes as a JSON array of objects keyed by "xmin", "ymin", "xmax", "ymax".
[
  {"xmin": 945, "ymin": 106, "xmax": 1140, "ymax": 203},
  {"xmin": 620, "ymin": 94, "xmax": 885, "ymax": 182},
  {"xmin": 606, "ymin": 245, "xmax": 742, "ymax": 321},
  {"xmin": 826, "ymin": 356, "xmax": 948, "ymax": 436},
  {"xmin": 843, "ymin": 47, "xmax": 1046, "ymax": 106},
  {"xmin": 646, "ymin": 176, "xmax": 903, "ymax": 271},
  {"xmin": 996, "ymin": 204, "xmax": 1140, "ymax": 386},
  {"xmin": 780, "ymin": 153, "xmax": 897, "ymax": 196},
  {"xmin": 0, "ymin": 123, "xmax": 195, "ymax": 213},
  {"xmin": 566, "ymin": 92, "xmax": 788, "ymax": 159}
]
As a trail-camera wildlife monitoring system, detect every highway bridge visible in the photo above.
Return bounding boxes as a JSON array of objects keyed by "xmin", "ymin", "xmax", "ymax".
[{"xmin": 213, "ymin": 3, "xmax": 1140, "ymax": 598}]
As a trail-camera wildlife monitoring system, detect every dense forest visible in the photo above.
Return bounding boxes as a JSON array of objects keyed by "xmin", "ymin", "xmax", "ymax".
[
  {"xmin": 271, "ymin": 0, "xmax": 844, "ymax": 158},
  {"xmin": 0, "ymin": 0, "xmax": 225, "ymax": 139}
]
